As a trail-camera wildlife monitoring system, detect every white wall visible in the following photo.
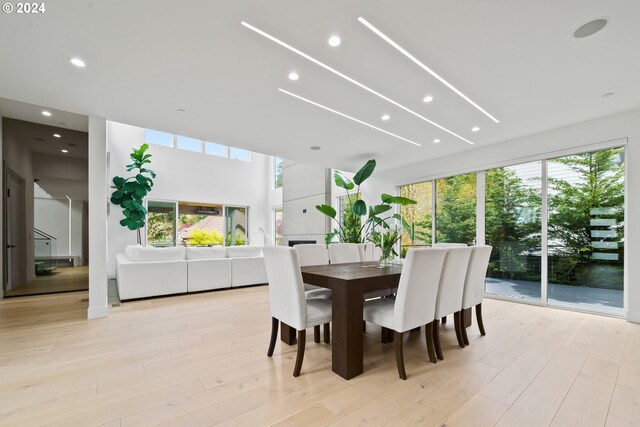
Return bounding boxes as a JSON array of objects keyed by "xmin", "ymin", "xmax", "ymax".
[
  {"xmin": 107, "ymin": 122, "xmax": 271, "ymax": 276},
  {"xmin": 0, "ymin": 116, "xmax": 3, "ymax": 298},
  {"xmin": 33, "ymin": 197, "xmax": 84, "ymax": 263},
  {"xmin": 378, "ymin": 108, "xmax": 640, "ymax": 323}
]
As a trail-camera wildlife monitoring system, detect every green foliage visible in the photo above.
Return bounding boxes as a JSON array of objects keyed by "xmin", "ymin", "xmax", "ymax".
[
  {"xmin": 147, "ymin": 211, "xmax": 174, "ymax": 246},
  {"xmin": 435, "ymin": 173, "xmax": 477, "ymax": 244},
  {"xmin": 369, "ymin": 230, "xmax": 400, "ymax": 260},
  {"xmin": 110, "ymin": 144, "xmax": 155, "ymax": 242},
  {"xmin": 315, "ymin": 159, "xmax": 416, "ymax": 245},
  {"xmin": 188, "ymin": 229, "xmax": 223, "ymax": 246},
  {"xmin": 226, "ymin": 230, "xmax": 246, "ymax": 246},
  {"xmin": 179, "ymin": 214, "xmax": 207, "ymax": 226}
]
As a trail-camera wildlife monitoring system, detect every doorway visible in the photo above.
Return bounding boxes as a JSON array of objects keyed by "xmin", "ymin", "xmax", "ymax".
[{"xmin": 5, "ymin": 170, "xmax": 25, "ymax": 292}]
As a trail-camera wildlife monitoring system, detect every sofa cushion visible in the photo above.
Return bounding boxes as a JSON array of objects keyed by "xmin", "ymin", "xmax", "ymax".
[
  {"xmin": 186, "ymin": 246, "xmax": 227, "ymax": 260},
  {"xmin": 226, "ymin": 246, "xmax": 263, "ymax": 258},
  {"xmin": 124, "ymin": 244, "xmax": 141, "ymax": 260},
  {"xmin": 130, "ymin": 246, "xmax": 186, "ymax": 262}
]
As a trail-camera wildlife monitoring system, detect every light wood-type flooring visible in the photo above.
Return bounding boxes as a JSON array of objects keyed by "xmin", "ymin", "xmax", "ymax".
[
  {"xmin": 4, "ymin": 265, "xmax": 88, "ymax": 297},
  {"xmin": 0, "ymin": 285, "xmax": 639, "ymax": 426}
]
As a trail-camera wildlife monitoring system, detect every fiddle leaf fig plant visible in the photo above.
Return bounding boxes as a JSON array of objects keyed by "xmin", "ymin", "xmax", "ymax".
[
  {"xmin": 315, "ymin": 159, "xmax": 417, "ymax": 245},
  {"xmin": 110, "ymin": 144, "xmax": 156, "ymax": 244}
]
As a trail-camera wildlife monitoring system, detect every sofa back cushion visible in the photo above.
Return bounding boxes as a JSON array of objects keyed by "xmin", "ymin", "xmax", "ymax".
[
  {"xmin": 186, "ymin": 246, "xmax": 227, "ymax": 260},
  {"xmin": 130, "ymin": 246, "xmax": 186, "ymax": 262},
  {"xmin": 226, "ymin": 246, "xmax": 263, "ymax": 258},
  {"xmin": 124, "ymin": 244, "xmax": 141, "ymax": 260}
]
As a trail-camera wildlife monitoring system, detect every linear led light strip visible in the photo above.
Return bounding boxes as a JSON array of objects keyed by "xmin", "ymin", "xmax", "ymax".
[
  {"xmin": 279, "ymin": 88, "xmax": 421, "ymax": 147},
  {"xmin": 358, "ymin": 17, "xmax": 500, "ymax": 124},
  {"xmin": 241, "ymin": 21, "xmax": 474, "ymax": 145}
]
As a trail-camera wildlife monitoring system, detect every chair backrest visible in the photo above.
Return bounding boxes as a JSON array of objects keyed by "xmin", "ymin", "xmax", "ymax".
[
  {"xmin": 434, "ymin": 247, "xmax": 473, "ymax": 318},
  {"xmin": 357, "ymin": 242, "xmax": 382, "ymax": 262},
  {"xmin": 462, "ymin": 245, "xmax": 493, "ymax": 309},
  {"xmin": 329, "ymin": 243, "xmax": 361, "ymax": 264},
  {"xmin": 432, "ymin": 243, "xmax": 467, "ymax": 248},
  {"xmin": 263, "ymin": 247, "xmax": 307, "ymax": 330},
  {"xmin": 295, "ymin": 244, "xmax": 329, "ymax": 267},
  {"xmin": 394, "ymin": 248, "xmax": 447, "ymax": 332}
]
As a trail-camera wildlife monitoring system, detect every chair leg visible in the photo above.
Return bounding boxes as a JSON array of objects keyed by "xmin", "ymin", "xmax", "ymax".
[
  {"xmin": 476, "ymin": 303, "xmax": 486, "ymax": 336},
  {"xmin": 425, "ymin": 322, "xmax": 437, "ymax": 364},
  {"xmin": 433, "ymin": 319, "xmax": 443, "ymax": 360},
  {"xmin": 394, "ymin": 331, "xmax": 407, "ymax": 380},
  {"xmin": 454, "ymin": 311, "xmax": 465, "ymax": 348},
  {"xmin": 461, "ymin": 311, "xmax": 470, "ymax": 346},
  {"xmin": 293, "ymin": 329, "xmax": 306, "ymax": 377},
  {"xmin": 324, "ymin": 323, "xmax": 330, "ymax": 343},
  {"xmin": 441, "ymin": 316, "xmax": 447, "ymax": 324},
  {"xmin": 314, "ymin": 325, "xmax": 321, "ymax": 343},
  {"xmin": 267, "ymin": 317, "xmax": 279, "ymax": 357}
]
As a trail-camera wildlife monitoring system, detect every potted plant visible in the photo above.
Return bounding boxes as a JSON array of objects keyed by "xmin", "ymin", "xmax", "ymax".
[
  {"xmin": 110, "ymin": 144, "xmax": 156, "ymax": 244},
  {"xmin": 315, "ymin": 159, "xmax": 416, "ymax": 264}
]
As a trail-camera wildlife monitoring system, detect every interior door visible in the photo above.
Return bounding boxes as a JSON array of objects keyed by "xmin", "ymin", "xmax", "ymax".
[{"xmin": 6, "ymin": 174, "xmax": 22, "ymax": 291}]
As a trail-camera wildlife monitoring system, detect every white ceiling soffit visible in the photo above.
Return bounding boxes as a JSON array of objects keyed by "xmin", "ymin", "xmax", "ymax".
[{"xmin": 1, "ymin": 1, "xmax": 639, "ymax": 173}]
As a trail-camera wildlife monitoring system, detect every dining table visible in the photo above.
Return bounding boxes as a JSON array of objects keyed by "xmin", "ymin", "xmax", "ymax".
[{"xmin": 278, "ymin": 261, "xmax": 473, "ymax": 380}]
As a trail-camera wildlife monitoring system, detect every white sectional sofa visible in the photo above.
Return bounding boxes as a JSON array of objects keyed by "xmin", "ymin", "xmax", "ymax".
[{"xmin": 116, "ymin": 245, "xmax": 268, "ymax": 300}]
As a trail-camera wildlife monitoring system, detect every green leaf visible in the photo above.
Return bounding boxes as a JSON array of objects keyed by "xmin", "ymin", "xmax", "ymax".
[
  {"xmin": 333, "ymin": 171, "xmax": 354, "ymax": 190},
  {"xmin": 112, "ymin": 176, "xmax": 125, "ymax": 187},
  {"xmin": 392, "ymin": 213, "xmax": 413, "ymax": 236},
  {"xmin": 352, "ymin": 199, "xmax": 366, "ymax": 216},
  {"xmin": 353, "ymin": 159, "xmax": 376, "ymax": 185},
  {"xmin": 381, "ymin": 194, "xmax": 417, "ymax": 206},
  {"xmin": 315, "ymin": 204, "xmax": 336, "ymax": 219},
  {"xmin": 368, "ymin": 204, "xmax": 392, "ymax": 216}
]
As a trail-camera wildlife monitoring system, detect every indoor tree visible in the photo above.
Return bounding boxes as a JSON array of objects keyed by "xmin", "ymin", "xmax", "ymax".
[{"xmin": 110, "ymin": 144, "xmax": 156, "ymax": 244}]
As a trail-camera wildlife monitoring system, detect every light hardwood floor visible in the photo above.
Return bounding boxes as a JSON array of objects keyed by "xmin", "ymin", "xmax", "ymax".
[
  {"xmin": 4, "ymin": 265, "xmax": 89, "ymax": 297},
  {"xmin": 0, "ymin": 286, "xmax": 638, "ymax": 426}
]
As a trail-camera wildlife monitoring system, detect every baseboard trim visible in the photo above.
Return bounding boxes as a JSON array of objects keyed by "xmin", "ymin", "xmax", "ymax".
[
  {"xmin": 88, "ymin": 305, "xmax": 109, "ymax": 319},
  {"xmin": 625, "ymin": 309, "xmax": 640, "ymax": 324}
]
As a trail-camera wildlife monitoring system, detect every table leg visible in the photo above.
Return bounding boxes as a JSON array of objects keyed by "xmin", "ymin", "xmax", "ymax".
[
  {"xmin": 280, "ymin": 322, "xmax": 296, "ymax": 345},
  {"xmin": 463, "ymin": 307, "xmax": 472, "ymax": 328},
  {"xmin": 331, "ymin": 284, "xmax": 363, "ymax": 380}
]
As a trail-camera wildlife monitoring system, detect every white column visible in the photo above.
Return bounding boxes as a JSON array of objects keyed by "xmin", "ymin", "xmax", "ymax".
[
  {"xmin": 88, "ymin": 116, "xmax": 108, "ymax": 319},
  {"xmin": 626, "ymin": 141, "xmax": 639, "ymax": 323},
  {"xmin": 0, "ymin": 116, "xmax": 3, "ymax": 299}
]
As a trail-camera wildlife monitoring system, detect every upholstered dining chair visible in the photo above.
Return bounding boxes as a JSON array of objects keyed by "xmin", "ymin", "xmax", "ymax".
[
  {"xmin": 362, "ymin": 248, "xmax": 447, "ymax": 379},
  {"xmin": 460, "ymin": 245, "xmax": 493, "ymax": 345},
  {"xmin": 263, "ymin": 247, "xmax": 332, "ymax": 376},
  {"xmin": 432, "ymin": 243, "xmax": 468, "ymax": 248},
  {"xmin": 294, "ymin": 244, "xmax": 332, "ymax": 301},
  {"xmin": 328, "ymin": 243, "xmax": 361, "ymax": 264},
  {"xmin": 432, "ymin": 247, "xmax": 473, "ymax": 360}
]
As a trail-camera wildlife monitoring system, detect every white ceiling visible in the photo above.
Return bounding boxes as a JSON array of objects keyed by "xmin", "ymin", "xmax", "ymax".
[{"xmin": 1, "ymin": 0, "xmax": 639, "ymax": 174}]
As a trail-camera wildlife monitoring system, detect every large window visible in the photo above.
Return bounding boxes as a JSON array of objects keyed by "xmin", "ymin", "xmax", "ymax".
[
  {"xmin": 400, "ymin": 181, "xmax": 433, "ymax": 254},
  {"xmin": 435, "ymin": 173, "xmax": 476, "ymax": 245},
  {"xmin": 274, "ymin": 157, "xmax": 283, "ymax": 189},
  {"xmin": 147, "ymin": 201, "xmax": 177, "ymax": 246},
  {"xmin": 146, "ymin": 200, "xmax": 247, "ymax": 247},
  {"xmin": 547, "ymin": 148, "xmax": 624, "ymax": 313},
  {"xmin": 485, "ymin": 162, "xmax": 542, "ymax": 301},
  {"xmin": 274, "ymin": 207, "xmax": 283, "ymax": 245}
]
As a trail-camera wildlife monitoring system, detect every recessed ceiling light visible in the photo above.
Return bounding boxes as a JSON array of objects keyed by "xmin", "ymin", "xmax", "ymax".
[
  {"xmin": 288, "ymin": 72, "xmax": 299, "ymax": 81},
  {"xmin": 42, "ymin": 111, "xmax": 52, "ymax": 117},
  {"xmin": 177, "ymin": 108, "xmax": 186, "ymax": 113},
  {"xmin": 433, "ymin": 138, "xmax": 440, "ymax": 143},
  {"xmin": 279, "ymin": 88, "xmax": 421, "ymax": 147},
  {"xmin": 573, "ymin": 18, "xmax": 608, "ymax": 38},
  {"xmin": 53, "ymin": 133, "xmax": 61, "ymax": 138},
  {"xmin": 602, "ymin": 92, "xmax": 614, "ymax": 98},
  {"xmin": 423, "ymin": 95, "xmax": 434, "ymax": 103},
  {"xmin": 242, "ymin": 21, "xmax": 474, "ymax": 145},
  {"xmin": 310, "ymin": 146, "xmax": 321, "ymax": 151},
  {"xmin": 70, "ymin": 58, "xmax": 86, "ymax": 68},
  {"xmin": 471, "ymin": 126, "xmax": 480, "ymax": 132},
  {"xmin": 328, "ymin": 36, "xmax": 341, "ymax": 47},
  {"xmin": 61, "ymin": 149, "xmax": 69, "ymax": 153},
  {"xmin": 358, "ymin": 17, "xmax": 500, "ymax": 124},
  {"xmin": 381, "ymin": 114, "xmax": 390, "ymax": 121}
]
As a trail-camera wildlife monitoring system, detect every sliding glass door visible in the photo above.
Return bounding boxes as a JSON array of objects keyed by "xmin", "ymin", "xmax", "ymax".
[
  {"xmin": 485, "ymin": 162, "xmax": 542, "ymax": 302},
  {"xmin": 546, "ymin": 148, "xmax": 624, "ymax": 314},
  {"xmin": 435, "ymin": 173, "xmax": 476, "ymax": 245}
]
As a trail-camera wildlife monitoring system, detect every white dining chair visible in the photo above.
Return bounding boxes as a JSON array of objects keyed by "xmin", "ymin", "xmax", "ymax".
[
  {"xmin": 432, "ymin": 243, "xmax": 468, "ymax": 248},
  {"xmin": 363, "ymin": 248, "xmax": 447, "ymax": 379},
  {"xmin": 263, "ymin": 247, "xmax": 332, "ymax": 376},
  {"xmin": 357, "ymin": 242, "xmax": 381, "ymax": 261},
  {"xmin": 294, "ymin": 244, "xmax": 332, "ymax": 302},
  {"xmin": 329, "ymin": 243, "xmax": 361, "ymax": 264},
  {"xmin": 432, "ymin": 247, "xmax": 473, "ymax": 360},
  {"xmin": 460, "ymin": 245, "xmax": 493, "ymax": 345}
]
